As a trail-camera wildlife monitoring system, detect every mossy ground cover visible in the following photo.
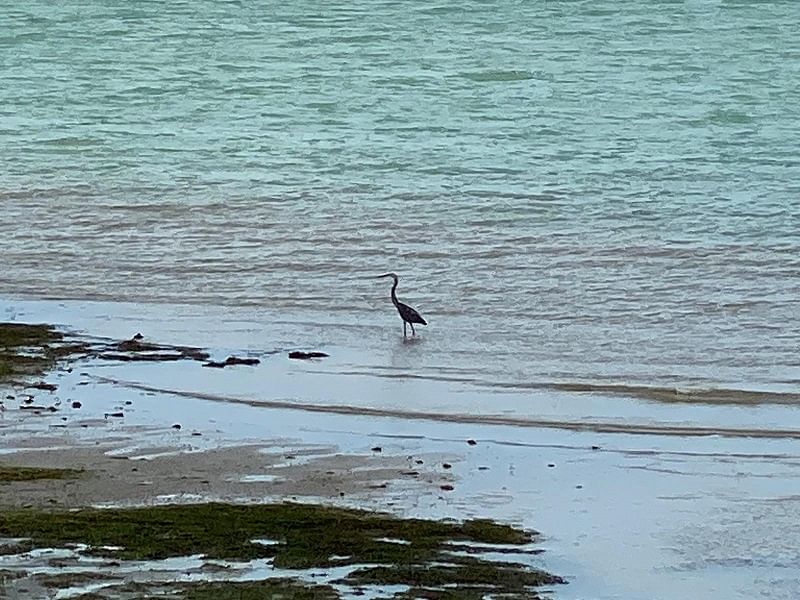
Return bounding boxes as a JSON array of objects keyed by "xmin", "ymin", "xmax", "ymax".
[
  {"xmin": 0, "ymin": 502, "xmax": 562, "ymax": 599},
  {"xmin": 0, "ymin": 466, "xmax": 82, "ymax": 483},
  {"xmin": 0, "ymin": 323, "xmax": 64, "ymax": 381}
]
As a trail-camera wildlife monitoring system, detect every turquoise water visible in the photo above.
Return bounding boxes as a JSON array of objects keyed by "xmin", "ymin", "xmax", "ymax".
[{"xmin": 2, "ymin": 0, "xmax": 800, "ymax": 394}]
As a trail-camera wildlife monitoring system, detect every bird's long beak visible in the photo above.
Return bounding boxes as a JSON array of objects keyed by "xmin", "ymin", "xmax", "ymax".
[{"xmin": 375, "ymin": 273, "xmax": 393, "ymax": 278}]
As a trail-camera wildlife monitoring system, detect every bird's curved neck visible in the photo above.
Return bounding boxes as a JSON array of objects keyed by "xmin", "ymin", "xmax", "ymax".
[{"xmin": 390, "ymin": 278, "xmax": 399, "ymax": 306}]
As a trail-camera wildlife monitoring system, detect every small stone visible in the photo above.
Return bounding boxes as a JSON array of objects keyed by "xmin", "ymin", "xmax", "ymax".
[
  {"xmin": 478, "ymin": 466, "xmax": 490, "ymax": 471},
  {"xmin": 133, "ymin": 333, "xmax": 144, "ymax": 340},
  {"xmin": 415, "ymin": 459, "xmax": 424, "ymax": 465},
  {"xmin": 371, "ymin": 446, "xmax": 382, "ymax": 453},
  {"xmin": 576, "ymin": 484, "xmax": 583, "ymax": 489},
  {"xmin": 440, "ymin": 484, "xmax": 454, "ymax": 491},
  {"xmin": 288, "ymin": 351, "xmax": 329, "ymax": 360},
  {"xmin": 71, "ymin": 401, "xmax": 82, "ymax": 409},
  {"xmin": 442, "ymin": 463, "xmax": 452, "ymax": 469},
  {"xmin": 224, "ymin": 356, "xmax": 260, "ymax": 366},
  {"xmin": 172, "ymin": 423, "xmax": 182, "ymax": 430},
  {"xmin": 467, "ymin": 439, "xmax": 477, "ymax": 446},
  {"xmin": 547, "ymin": 463, "xmax": 555, "ymax": 468},
  {"xmin": 591, "ymin": 445, "xmax": 601, "ymax": 450},
  {"xmin": 30, "ymin": 382, "xmax": 57, "ymax": 392}
]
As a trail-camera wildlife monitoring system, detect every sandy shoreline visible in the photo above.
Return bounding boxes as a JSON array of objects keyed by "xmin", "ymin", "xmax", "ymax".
[
  {"xmin": 0, "ymin": 313, "xmax": 559, "ymax": 599},
  {"xmin": 0, "ymin": 439, "xmax": 456, "ymax": 511},
  {"xmin": 3, "ymin": 298, "xmax": 800, "ymax": 599}
]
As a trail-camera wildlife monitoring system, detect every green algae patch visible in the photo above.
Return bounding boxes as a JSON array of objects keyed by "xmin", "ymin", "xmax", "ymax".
[
  {"xmin": 0, "ymin": 466, "xmax": 82, "ymax": 483},
  {"xmin": 0, "ymin": 502, "xmax": 562, "ymax": 598},
  {"xmin": 0, "ymin": 323, "xmax": 63, "ymax": 381},
  {"xmin": 180, "ymin": 580, "xmax": 339, "ymax": 600},
  {"xmin": 345, "ymin": 560, "xmax": 564, "ymax": 597},
  {"xmin": 0, "ymin": 323, "xmax": 61, "ymax": 349}
]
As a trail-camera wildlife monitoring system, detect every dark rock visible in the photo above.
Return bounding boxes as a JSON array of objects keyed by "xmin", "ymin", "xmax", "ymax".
[
  {"xmin": 225, "ymin": 356, "xmax": 260, "ymax": 366},
  {"xmin": 203, "ymin": 356, "xmax": 261, "ymax": 368},
  {"xmin": 288, "ymin": 351, "xmax": 329, "ymax": 360},
  {"xmin": 172, "ymin": 423, "xmax": 182, "ymax": 430},
  {"xmin": 591, "ymin": 445, "xmax": 601, "ymax": 450},
  {"xmin": 442, "ymin": 463, "xmax": 452, "ymax": 469},
  {"xmin": 371, "ymin": 446, "xmax": 382, "ymax": 453},
  {"xmin": 547, "ymin": 463, "xmax": 555, "ymax": 468},
  {"xmin": 132, "ymin": 333, "xmax": 144, "ymax": 340},
  {"xmin": 29, "ymin": 382, "xmax": 57, "ymax": 392},
  {"xmin": 104, "ymin": 412, "xmax": 124, "ymax": 419},
  {"xmin": 440, "ymin": 484, "xmax": 454, "ymax": 491},
  {"xmin": 467, "ymin": 439, "xmax": 477, "ymax": 446}
]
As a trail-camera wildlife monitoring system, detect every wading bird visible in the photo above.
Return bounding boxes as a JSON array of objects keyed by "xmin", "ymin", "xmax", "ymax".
[{"xmin": 376, "ymin": 273, "xmax": 427, "ymax": 337}]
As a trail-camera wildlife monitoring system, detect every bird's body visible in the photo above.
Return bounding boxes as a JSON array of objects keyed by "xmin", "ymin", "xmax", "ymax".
[{"xmin": 377, "ymin": 273, "xmax": 427, "ymax": 337}]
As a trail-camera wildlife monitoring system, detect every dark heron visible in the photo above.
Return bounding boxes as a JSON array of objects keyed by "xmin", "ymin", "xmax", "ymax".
[{"xmin": 376, "ymin": 273, "xmax": 427, "ymax": 337}]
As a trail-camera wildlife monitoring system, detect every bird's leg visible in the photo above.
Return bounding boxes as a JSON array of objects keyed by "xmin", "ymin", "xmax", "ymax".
[
  {"xmin": 403, "ymin": 321, "xmax": 407, "ymax": 338},
  {"xmin": 410, "ymin": 322, "xmax": 416, "ymax": 336}
]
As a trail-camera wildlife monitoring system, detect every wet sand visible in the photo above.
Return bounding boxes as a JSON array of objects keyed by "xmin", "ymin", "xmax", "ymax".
[
  {"xmin": 3, "ymin": 298, "xmax": 800, "ymax": 599},
  {"xmin": 0, "ymin": 441, "xmax": 454, "ymax": 510}
]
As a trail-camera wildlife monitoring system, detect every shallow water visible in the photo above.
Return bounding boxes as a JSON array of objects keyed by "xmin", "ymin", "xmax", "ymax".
[
  {"xmin": 2, "ymin": 0, "xmax": 800, "ymax": 397},
  {"xmin": 3, "ymin": 298, "xmax": 800, "ymax": 600}
]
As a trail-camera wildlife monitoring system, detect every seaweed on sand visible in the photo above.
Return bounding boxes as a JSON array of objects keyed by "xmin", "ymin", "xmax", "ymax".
[{"xmin": 0, "ymin": 502, "xmax": 563, "ymax": 599}]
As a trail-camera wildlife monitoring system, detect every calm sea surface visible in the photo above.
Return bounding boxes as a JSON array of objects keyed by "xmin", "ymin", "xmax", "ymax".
[{"xmin": 2, "ymin": 0, "xmax": 800, "ymax": 396}]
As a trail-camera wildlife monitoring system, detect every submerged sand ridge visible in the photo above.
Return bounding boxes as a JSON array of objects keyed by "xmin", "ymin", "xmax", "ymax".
[{"xmin": 92, "ymin": 374, "xmax": 800, "ymax": 440}]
